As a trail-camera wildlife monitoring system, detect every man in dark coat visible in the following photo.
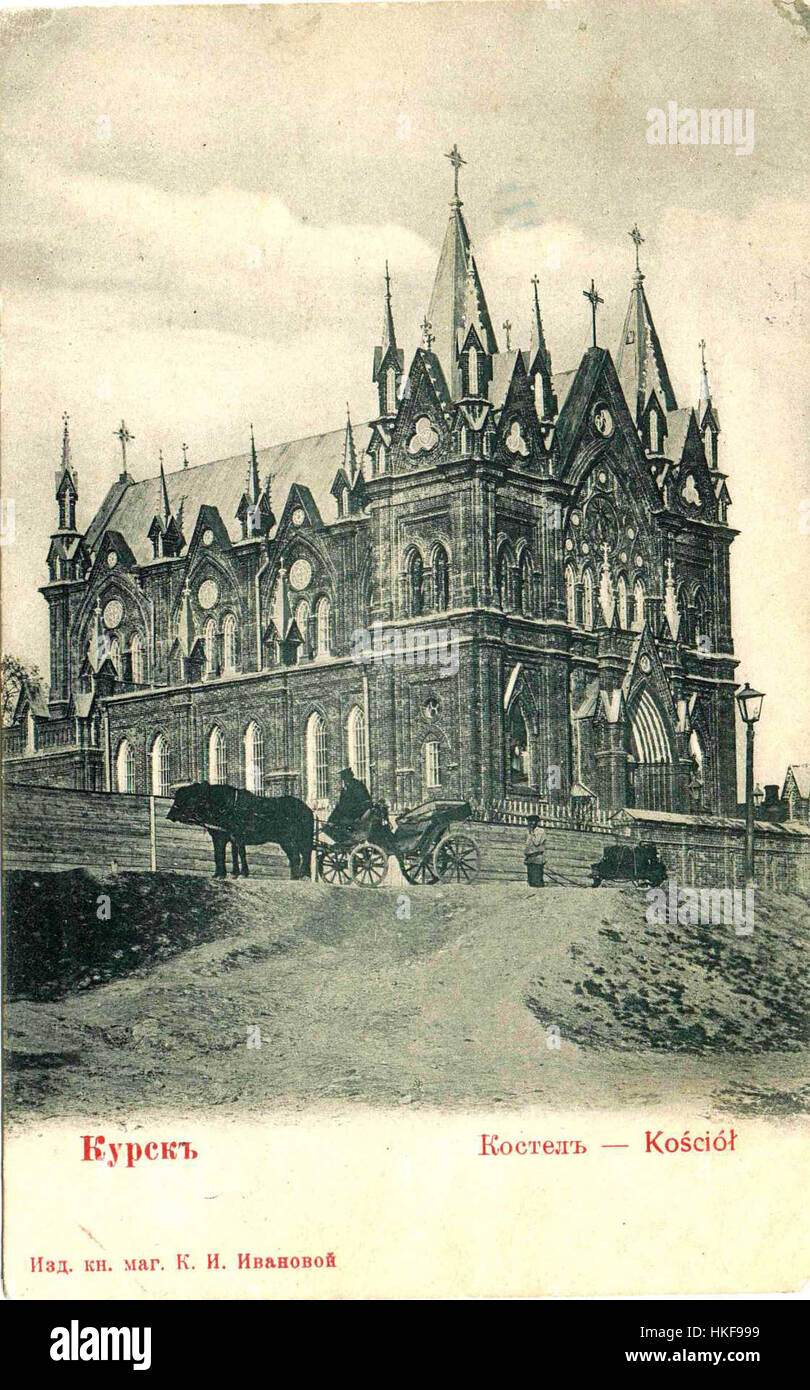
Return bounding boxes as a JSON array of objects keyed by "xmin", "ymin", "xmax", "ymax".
[{"xmin": 326, "ymin": 767, "xmax": 372, "ymax": 835}]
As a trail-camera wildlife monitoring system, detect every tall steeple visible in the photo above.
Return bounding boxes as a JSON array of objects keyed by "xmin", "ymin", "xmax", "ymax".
[
  {"xmin": 159, "ymin": 450, "xmax": 171, "ymax": 525},
  {"xmin": 697, "ymin": 338, "xmax": 720, "ymax": 469},
  {"xmin": 615, "ymin": 225, "xmax": 677, "ymax": 428},
  {"xmin": 528, "ymin": 274, "xmax": 557, "ymax": 420},
  {"xmin": 373, "ymin": 263, "xmax": 405, "ymax": 416},
  {"xmin": 54, "ymin": 412, "xmax": 79, "ymax": 533},
  {"xmin": 425, "ymin": 146, "xmax": 497, "ymax": 397},
  {"xmin": 147, "ymin": 449, "xmax": 184, "ymax": 558},
  {"xmin": 342, "ymin": 403, "xmax": 358, "ymax": 484}
]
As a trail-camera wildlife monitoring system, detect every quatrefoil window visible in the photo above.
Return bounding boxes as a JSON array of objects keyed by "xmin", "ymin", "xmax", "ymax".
[
  {"xmin": 505, "ymin": 420, "xmax": 530, "ymax": 457},
  {"xmin": 681, "ymin": 475, "xmax": 701, "ymax": 507},
  {"xmin": 408, "ymin": 416, "xmax": 439, "ymax": 455}
]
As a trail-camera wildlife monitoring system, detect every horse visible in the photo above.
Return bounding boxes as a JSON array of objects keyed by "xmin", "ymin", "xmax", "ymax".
[{"xmin": 166, "ymin": 782, "xmax": 314, "ymax": 880}]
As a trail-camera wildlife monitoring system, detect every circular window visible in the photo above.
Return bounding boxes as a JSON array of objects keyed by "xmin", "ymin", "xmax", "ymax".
[
  {"xmin": 564, "ymin": 538, "xmax": 573, "ymax": 552},
  {"xmin": 198, "ymin": 578, "xmax": 219, "ymax": 610},
  {"xmin": 634, "ymin": 555, "xmax": 644, "ymax": 569},
  {"xmin": 202, "ymin": 529, "xmax": 214, "ymax": 546},
  {"xmin": 592, "ymin": 404, "xmax": 614, "ymax": 438},
  {"xmin": 627, "ymin": 526, "xmax": 635, "ymax": 539},
  {"xmin": 103, "ymin": 599, "xmax": 123, "ymax": 630},
  {"xmin": 571, "ymin": 512, "xmax": 580, "ymax": 527},
  {"xmin": 289, "ymin": 559, "xmax": 312, "ymax": 591},
  {"xmin": 106, "ymin": 551, "xmax": 118, "ymax": 568},
  {"xmin": 582, "ymin": 542, "xmax": 590, "ymax": 555},
  {"xmin": 292, "ymin": 508, "xmax": 305, "ymax": 526},
  {"xmin": 640, "ymin": 654, "xmax": 652, "ymax": 674}
]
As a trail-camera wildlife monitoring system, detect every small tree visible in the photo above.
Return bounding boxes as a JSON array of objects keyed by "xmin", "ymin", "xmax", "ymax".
[{"xmin": 2, "ymin": 654, "xmax": 44, "ymax": 725}]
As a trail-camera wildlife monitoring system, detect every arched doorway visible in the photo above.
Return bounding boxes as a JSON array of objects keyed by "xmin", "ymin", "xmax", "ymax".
[{"xmin": 627, "ymin": 687, "xmax": 674, "ymax": 811}]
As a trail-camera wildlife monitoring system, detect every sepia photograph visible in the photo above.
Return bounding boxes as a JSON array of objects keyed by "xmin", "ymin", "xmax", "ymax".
[{"xmin": 2, "ymin": 0, "xmax": 809, "ymax": 1305}]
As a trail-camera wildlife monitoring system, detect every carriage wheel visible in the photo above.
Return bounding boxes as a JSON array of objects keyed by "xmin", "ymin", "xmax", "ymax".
[
  {"xmin": 433, "ymin": 833, "xmax": 480, "ymax": 884},
  {"xmin": 349, "ymin": 842, "xmax": 388, "ymax": 887},
  {"xmin": 318, "ymin": 845, "xmax": 351, "ymax": 885},
  {"xmin": 400, "ymin": 851, "xmax": 439, "ymax": 886}
]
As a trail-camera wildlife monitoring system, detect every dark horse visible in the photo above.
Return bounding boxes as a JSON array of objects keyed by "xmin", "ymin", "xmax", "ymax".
[{"xmin": 166, "ymin": 782, "xmax": 314, "ymax": 880}]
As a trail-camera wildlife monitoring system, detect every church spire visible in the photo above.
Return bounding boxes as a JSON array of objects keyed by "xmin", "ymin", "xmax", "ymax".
[
  {"xmin": 159, "ymin": 450, "xmax": 171, "ymax": 525},
  {"xmin": 342, "ymin": 403, "xmax": 358, "ymax": 483},
  {"xmin": 528, "ymin": 274, "xmax": 557, "ymax": 421},
  {"xmin": 425, "ymin": 146, "xmax": 497, "ymax": 397},
  {"xmin": 54, "ymin": 412, "xmax": 79, "ymax": 533},
  {"xmin": 148, "ymin": 449, "xmax": 184, "ymax": 558},
  {"xmin": 697, "ymin": 338, "xmax": 720, "ymax": 468},
  {"xmin": 249, "ymin": 423, "xmax": 260, "ymax": 504},
  {"xmin": 615, "ymin": 224, "xmax": 677, "ymax": 428},
  {"xmin": 373, "ymin": 263, "xmax": 404, "ymax": 416}
]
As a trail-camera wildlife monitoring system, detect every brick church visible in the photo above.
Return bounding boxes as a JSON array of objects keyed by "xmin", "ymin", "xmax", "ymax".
[{"xmin": 6, "ymin": 148, "xmax": 739, "ymax": 819}]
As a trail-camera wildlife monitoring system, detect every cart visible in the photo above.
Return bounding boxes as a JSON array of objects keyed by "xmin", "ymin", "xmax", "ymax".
[{"xmin": 316, "ymin": 799, "xmax": 481, "ymax": 887}]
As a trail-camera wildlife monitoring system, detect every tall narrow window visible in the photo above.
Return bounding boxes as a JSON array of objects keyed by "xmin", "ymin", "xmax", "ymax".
[
  {"xmin": 208, "ymin": 726, "xmax": 228, "ymax": 785},
  {"xmin": 244, "ymin": 722, "xmax": 264, "ymax": 795},
  {"xmin": 616, "ymin": 575, "xmax": 628, "ymax": 630},
  {"xmin": 151, "ymin": 733, "xmax": 170, "ymax": 796},
  {"xmin": 204, "ymin": 618, "xmax": 217, "ymax": 676},
  {"xmin": 468, "ymin": 346, "xmax": 478, "ymax": 396},
  {"xmin": 424, "ymin": 739, "xmax": 441, "ymax": 789},
  {"xmin": 116, "ymin": 739, "xmax": 136, "ymax": 793},
  {"xmin": 222, "ymin": 613, "xmax": 237, "ymax": 672},
  {"xmin": 295, "ymin": 600, "xmax": 310, "ymax": 663},
  {"xmin": 315, "ymin": 596, "xmax": 332, "ymax": 657},
  {"xmin": 109, "ymin": 636, "xmax": 121, "ymax": 675},
  {"xmin": 433, "ymin": 545, "xmax": 450, "ymax": 612},
  {"xmin": 497, "ymin": 548, "xmax": 511, "ymax": 610},
  {"xmin": 347, "ymin": 706, "xmax": 368, "ymax": 787},
  {"xmin": 582, "ymin": 570, "xmax": 594, "ymax": 629},
  {"xmin": 520, "ymin": 553, "xmax": 533, "ymax": 616},
  {"xmin": 408, "ymin": 551, "xmax": 424, "ymax": 617},
  {"xmin": 131, "ymin": 634, "xmax": 145, "ymax": 685},
  {"xmin": 565, "ymin": 566, "xmax": 576, "ymax": 625},
  {"xmin": 632, "ymin": 580, "xmax": 645, "ymax": 631},
  {"xmin": 306, "ymin": 711, "xmax": 329, "ymax": 804},
  {"xmin": 508, "ymin": 705, "xmax": 531, "ymax": 785},
  {"xmin": 386, "ymin": 367, "xmax": 397, "ymax": 414}
]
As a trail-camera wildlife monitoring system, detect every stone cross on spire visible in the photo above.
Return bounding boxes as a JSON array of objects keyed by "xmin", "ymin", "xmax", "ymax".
[
  {"xmin": 114, "ymin": 420, "xmax": 134, "ymax": 477},
  {"xmin": 445, "ymin": 143, "xmax": 466, "ymax": 204},
  {"xmin": 421, "ymin": 317, "xmax": 435, "ymax": 351},
  {"xmin": 182, "ymin": 441, "xmax": 189, "ymax": 469},
  {"xmin": 502, "ymin": 320, "xmax": 512, "ymax": 351},
  {"xmin": 629, "ymin": 224, "xmax": 645, "ymax": 277},
  {"xmin": 583, "ymin": 279, "xmax": 604, "ymax": 348},
  {"xmin": 61, "ymin": 411, "xmax": 71, "ymax": 469}
]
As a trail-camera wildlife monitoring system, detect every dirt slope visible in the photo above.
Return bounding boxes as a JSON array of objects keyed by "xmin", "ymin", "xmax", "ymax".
[{"xmin": 5, "ymin": 872, "xmax": 809, "ymax": 1117}]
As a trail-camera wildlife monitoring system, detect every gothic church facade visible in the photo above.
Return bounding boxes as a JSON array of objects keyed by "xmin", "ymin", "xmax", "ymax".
[{"xmin": 7, "ymin": 152, "xmax": 739, "ymax": 819}]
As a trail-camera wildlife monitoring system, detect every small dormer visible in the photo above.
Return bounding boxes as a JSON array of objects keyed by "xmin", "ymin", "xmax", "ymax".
[
  {"xmin": 642, "ymin": 392, "xmax": 667, "ymax": 454},
  {"xmin": 458, "ymin": 324, "xmax": 492, "ymax": 401}
]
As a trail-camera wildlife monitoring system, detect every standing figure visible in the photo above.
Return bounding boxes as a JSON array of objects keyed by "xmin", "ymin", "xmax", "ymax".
[{"xmin": 524, "ymin": 814, "xmax": 546, "ymax": 887}]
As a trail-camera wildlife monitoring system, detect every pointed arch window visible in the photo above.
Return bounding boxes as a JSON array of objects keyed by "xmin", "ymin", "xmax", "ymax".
[
  {"xmin": 433, "ymin": 545, "xmax": 450, "ymax": 613},
  {"xmin": 616, "ymin": 574, "xmax": 628, "ymax": 630},
  {"xmin": 468, "ymin": 345, "xmax": 479, "ymax": 396},
  {"xmin": 408, "ymin": 551, "xmax": 425, "ymax": 617},
  {"xmin": 116, "ymin": 739, "xmax": 136, "ymax": 794},
  {"xmin": 424, "ymin": 739, "xmax": 441, "ymax": 789},
  {"xmin": 208, "ymin": 726, "xmax": 228, "ymax": 785},
  {"xmin": 151, "ymin": 733, "xmax": 170, "ymax": 796},
  {"xmin": 520, "ymin": 553, "xmax": 533, "ymax": 616},
  {"xmin": 222, "ymin": 613, "xmax": 237, "ymax": 673},
  {"xmin": 386, "ymin": 367, "xmax": 397, "ymax": 415},
  {"xmin": 295, "ymin": 600, "xmax": 311, "ymax": 662},
  {"xmin": 347, "ymin": 706, "xmax": 368, "ymax": 787},
  {"xmin": 632, "ymin": 580, "xmax": 645, "ymax": 631},
  {"xmin": 497, "ymin": 548, "xmax": 511, "ymax": 611},
  {"xmin": 306, "ymin": 711, "xmax": 329, "ymax": 804},
  {"xmin": 582, "ymin": 570, "xmax": 595, "ymax": 629},
  {"xmin": 244, "ymin": 722, "xmax": 264, "ymax": 795},
  {"xmin": 565, "ymin": 566, "xmax": 576, "ymax": 625},
  {"xmin": 204, "ymin": 618, "xmax": 217, "ymax": 676},
  {"xmin": 693, "ymin": 587, "xmax": 711, "ymax": 651},
  {"xmin": 109, "ymin": 636, "xmax": 121, "ymax": 675},
  {"xmin": 315, "ymin": 596, "xmax": 332, "ymax": 658},
  {"xmin": 131, "ymin": 634, "xmax": 145, "ymax": 685}
]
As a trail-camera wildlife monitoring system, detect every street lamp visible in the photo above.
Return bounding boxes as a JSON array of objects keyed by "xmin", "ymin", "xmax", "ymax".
[{"xmin": 736, "ymin": 683, "xmax": 765, "ymax": 886}]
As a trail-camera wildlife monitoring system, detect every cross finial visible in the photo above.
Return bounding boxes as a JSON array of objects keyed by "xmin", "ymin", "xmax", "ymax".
[
  {"xmin": 182, "ymin": 441, "xmax": 189, "ymax": 468},
  {"xmin": 699, "ymin": 338, "xmax": 707, "ymax": 369},
  {"xmin": 421, "ymin": 316, "xmax": 435, "ymax": 352},
  {"xmin": 629, "ymin": 224, "xmax": 645, "ymax": 275},
  {"xmin": 61, "ymin": 411, "xmax": 71, "ymax": 468},
  {"xmin": 114, "ymin": 419, "xmax": 134, "ymax": 474},
  {"xmin": 502, "ymin": 319, "xmax": 512, "ymax": 351},
  {"xmin": 583, "ymin": 278, "xmax": 604, "ymax": 348},
  {"xmin": 445, "ymin": 143, "xmax": 466, "ymax": 202}
]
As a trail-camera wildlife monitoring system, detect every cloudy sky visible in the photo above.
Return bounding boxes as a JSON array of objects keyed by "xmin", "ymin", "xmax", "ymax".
[{"xmin": 1, "ymin": 0, "xmax": 809, "ymax": 787}]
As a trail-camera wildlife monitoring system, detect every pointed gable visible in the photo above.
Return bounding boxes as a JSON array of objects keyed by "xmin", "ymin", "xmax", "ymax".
[
  {"xmin": 425, "ymin": 197, "xmax": 497, "ymax": 397},
  {"xmin": 616, "ymin": 273, "xmax": 677, "ymax": 426},
  {"xmin": 391, "ymin": 350, "xmax": 452, "ymax": 470},
  {"xmin": 494, "ymin": 351, "xmax": 546, "ymax": 467}
]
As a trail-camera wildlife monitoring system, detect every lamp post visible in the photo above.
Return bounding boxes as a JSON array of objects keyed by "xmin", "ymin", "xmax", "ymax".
[{"xmin": 736, "ymin": 683, "xmax": 764, "ymax": 887}]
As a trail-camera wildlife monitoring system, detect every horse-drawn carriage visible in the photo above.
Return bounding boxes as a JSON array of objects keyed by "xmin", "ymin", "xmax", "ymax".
[{"xmin": 316, "ymin": 798, "xmax": 481, "ymax": 887}]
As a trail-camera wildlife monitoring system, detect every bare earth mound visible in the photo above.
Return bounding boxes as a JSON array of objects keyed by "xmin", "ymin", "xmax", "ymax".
[{"xmin": 5, "ymin": 871, "xmax": 809, "ymax": 1117}]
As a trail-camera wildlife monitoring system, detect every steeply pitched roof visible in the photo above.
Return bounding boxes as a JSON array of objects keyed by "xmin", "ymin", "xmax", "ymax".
[
  {"xmin": 615, "ymin": 273, "xmax": 677, "ymax": 424},
  {"xmin": 785, "ymin": 764, "xmax": 810, "ymax": 800},
  {"xmin": 426, "ymin": 199, "xmax": 497, "ymax": 397},
  {"xmin": 84, "ymin": 423, "xmax": 370, "ymax": 565}
]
